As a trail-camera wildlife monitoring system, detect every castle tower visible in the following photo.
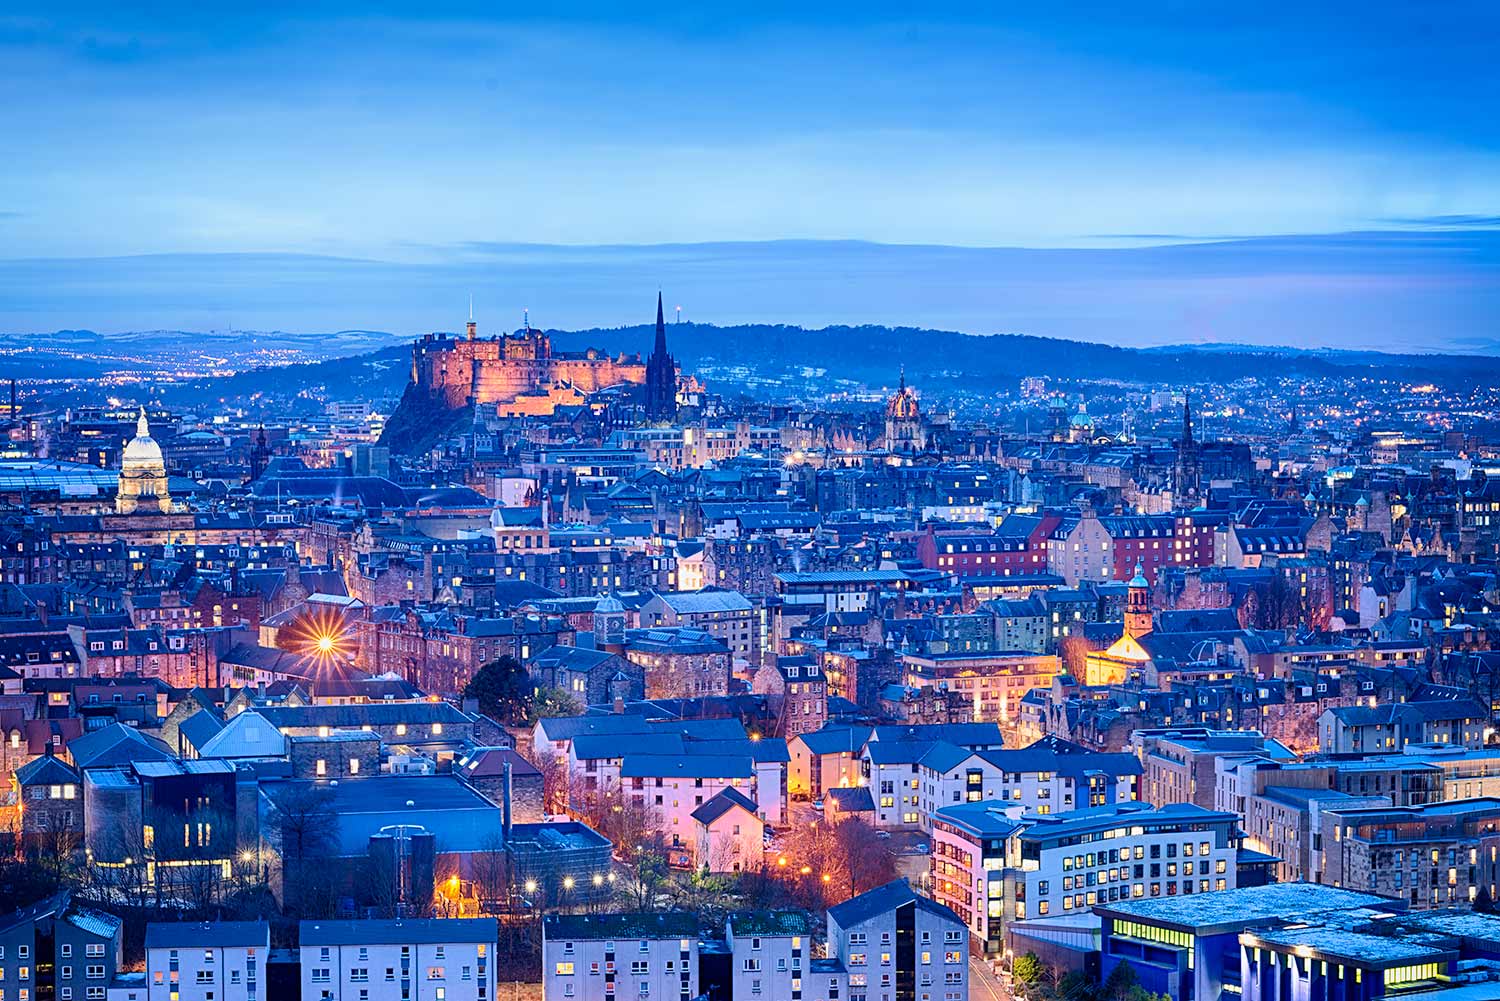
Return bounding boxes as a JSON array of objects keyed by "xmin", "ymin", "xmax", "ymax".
[
  {"xmin": 644, "ymin": 292, "xmax": 678, "ymax": 421},
  {"xmin": 1124, "ymin": 561, "xmax": 1153, "ymax": 638},
  {"xmin": 117, "ymin": 407, "xmax": 172, "ymax": 514}
]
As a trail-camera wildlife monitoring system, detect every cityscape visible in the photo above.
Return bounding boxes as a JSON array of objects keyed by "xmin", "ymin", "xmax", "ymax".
[{"xmin": 5, "ymin": 6, "xmax": 1500, "ymax": 1001}]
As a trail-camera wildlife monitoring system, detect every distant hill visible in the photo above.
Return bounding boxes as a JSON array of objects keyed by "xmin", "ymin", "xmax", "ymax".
[
  {"xmin": 141, "ymin": 323, "xmax": 1500, "ymax": 412},
  {"xmin": 549, "ymin": 322, "xmax": 1500, "ymax": 390}
]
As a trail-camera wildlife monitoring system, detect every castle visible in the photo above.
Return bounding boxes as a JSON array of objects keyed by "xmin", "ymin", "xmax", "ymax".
[{"xmin": 408, "ymin": 314, "xmax": 648, "ymax": 410}]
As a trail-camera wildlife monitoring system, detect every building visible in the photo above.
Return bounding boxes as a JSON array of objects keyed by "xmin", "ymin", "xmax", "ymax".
[
  {"xmin": 914, "ymin": 735, "xmax": 1142, "ymax": 827},
  {"xmin": 299, "ymin": 918, "xmax": 496, "ymax": 1001},
  {"xmin": 900, "ymin": 650, "xmax": 1062, "ymax": 727},
  {"xmin": 825, "ymin": 878, "xmax": 968, "ymax": 1001},
  {"xmin": 0, "ymin": 891, "xmax": 123, "ymax": 1001},
  {"xmin": 1095, "ymin": 882, "xmax": 1398, "ymax": 1001},
  {"xmin": 542, "ymin": 912, "xmax": 702, "ymax": 1001},
  {"xmin": 1317, "ymin": 797, "xmax": 1500, "ymax": 908},
  {"xmin": 1318, "ymin": 699, "xmax": 1489, "ymax": 754},
  {"xmin": 644, "ymin": 292, "xmax": 678, "ymax": 422},
  {"xmin": 116, "ymin": 409, "xmax": 172, "ymax": 515},
  {"xmin": 882, "ymin": 368, "xmax": 928, "ymax": 454},
  {"xmin": 144, "ymin": 920, "xmax": 270, "ymax": 1001},
  {"xmin": 402, "ymin": 317, "xmax": 645, "ymax": 412},
  {"xmin": 930, "ymin": 801, "xmax": 1239, "ymax": 961}
]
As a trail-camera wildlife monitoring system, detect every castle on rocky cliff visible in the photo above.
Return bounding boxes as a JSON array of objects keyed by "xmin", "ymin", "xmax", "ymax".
[{"xmin": 408, "ymin": 313, "xmax": 647, "ymax": 411}]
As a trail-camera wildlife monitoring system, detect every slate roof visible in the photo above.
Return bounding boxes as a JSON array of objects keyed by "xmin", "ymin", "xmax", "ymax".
[
  {"xmin": 146, "ymin": 921, "xmax": 270, "ymax": 949},
  {"xmin": 691, "ymin": 787, "xmax": 760, "ymax": 825},
  {"xmin": 619, "ymin": 754, "xmax": 755, "ymax": 779},
  {"xmin": 301, "ymin": 918, "xmax": 497, "ymax": 946},
  {"xmin": 827, "ymin": 878, "xmax": 963, "ymax": 930}
]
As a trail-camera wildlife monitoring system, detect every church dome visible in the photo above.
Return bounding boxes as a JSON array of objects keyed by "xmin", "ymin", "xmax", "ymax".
[
  {"xmin": 594, "ymin": 593, "xmax": 624, "ymax": 614},
  {"xmin": 122, "ymin": 408, "xmax": 164, "ymax": 467}
]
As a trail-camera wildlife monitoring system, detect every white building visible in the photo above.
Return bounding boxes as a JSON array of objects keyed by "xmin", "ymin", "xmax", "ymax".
[
  {"xmin": 888, "ymin": 735, "xmax": 1134, "ymax": 828},
  {"xmin": 298, "ymin": 919, "xmax": 497, "ymax": 1001},
  {"xmin": 725, "ymin": 913, "xmax": 844, "ymax": 1001},
  {"xmin": 541, "ymin": 912, "xmax": 701, "ymax": 1001},
  {"xmin": 826, "ymin": 879, "xmax": 968, "ymax": 1001},
  {"xmin": 929, "ymin": 801, "xmax": 1240, "ymax": 961},
  {"xmin": 144, "ymin": 921, "xmax": 270, "ymax": 1001}
]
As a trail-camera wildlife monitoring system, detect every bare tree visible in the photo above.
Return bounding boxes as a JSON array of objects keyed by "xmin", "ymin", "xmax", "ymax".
[{"xmin": 265, "ymin": 784, "xmax": 340, "ymax": 918}]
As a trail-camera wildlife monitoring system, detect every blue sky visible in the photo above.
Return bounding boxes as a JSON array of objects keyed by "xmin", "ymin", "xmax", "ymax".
[{"xmin": 2, "ymin": 3, "xmax": 1498, "ymax": 345}]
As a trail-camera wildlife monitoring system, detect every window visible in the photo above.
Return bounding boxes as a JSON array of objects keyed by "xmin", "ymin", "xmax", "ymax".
[{"xmin": 554, "ymin": 964, "xmax": 575, "ymax": 977}]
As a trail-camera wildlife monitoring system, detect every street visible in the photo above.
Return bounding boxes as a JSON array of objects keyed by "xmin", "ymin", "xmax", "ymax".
[{"xmin": 970, "ymin": 953, "xmax": 1014, "ymax": 1001}]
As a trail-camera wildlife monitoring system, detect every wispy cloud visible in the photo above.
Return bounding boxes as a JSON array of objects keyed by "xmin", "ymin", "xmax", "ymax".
[{"xmin": 1384, "ymin": 214, "xmax": 1500, "ymax": 228}]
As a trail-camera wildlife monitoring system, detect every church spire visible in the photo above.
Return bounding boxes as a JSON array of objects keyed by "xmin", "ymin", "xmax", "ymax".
[
  {"xmin": 899, "ymin": 364, "xmax": 906, "ymax": 393},
  {"xmin": 1182, "ymin": 392, "xmax": 1194, "ymax": 447},
  {"xmin": 654, "ymin": 291, "xmax": 668, "ymax": 358},
  {"xmin": 645, "ymin": 290, "xmax": 677, "ymax": 421},
  {"xmin": 137, "ymin": 406, "xmax": 149, "ymax": 438}
]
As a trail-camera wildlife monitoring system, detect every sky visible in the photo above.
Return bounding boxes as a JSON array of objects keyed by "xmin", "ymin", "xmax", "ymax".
[{"xmin": 2, "ymin": 2, "xmax": 1499, "ymax": 346}]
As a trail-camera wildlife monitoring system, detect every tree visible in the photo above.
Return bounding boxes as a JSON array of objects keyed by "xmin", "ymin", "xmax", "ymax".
[
  {"xmin": 1101, "ymin": 960, "xmax": 1140, "ymax": 1001},
  {"xmin": 464, "ymin": 656, "xmax": 532, "ymax": 724},
  {"xmin": 266, "ymin": 783, "xmax": 340, "ymax": 918},
  {"xmin": 1478, "ymin": 886, "xmax": 1497, "ymax": 914},
  {"xmin": 532, "ymin": 686, "xmax": 581, "ymax": 721},
  {"xmin": 777, "ymin": 817, "xmax": 897, "ymax": 908},
  {"xmin": 1014, "ymin": 951, "xmax": 1045, "ymax": 990}
]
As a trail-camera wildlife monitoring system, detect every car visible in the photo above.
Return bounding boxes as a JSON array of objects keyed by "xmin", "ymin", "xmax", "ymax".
[
  {"xmin": 913, "ymin": 842, "xmax": 930, "ymax": 854},
  {"xmin": 812, "ymin": 798, "xmax": 824, "ymax": 812},
  {"xmin": 876, "ymin": 830, "xmax": 892, "ymax": 840}
]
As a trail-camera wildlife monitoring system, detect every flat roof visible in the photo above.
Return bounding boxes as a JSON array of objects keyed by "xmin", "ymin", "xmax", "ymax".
[
  {"xmin": 1243, "ymin": 925, "xmax": 1450, "ymax": 967},
  {"xmin": 1097, "ymin": 883, "xmax": 1396, "ymax": 933}
]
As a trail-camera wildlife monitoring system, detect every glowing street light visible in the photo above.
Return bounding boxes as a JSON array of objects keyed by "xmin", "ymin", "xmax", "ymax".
[{"xmin": 524, "ymin": 879, "xmax": 537, "ymax": 894}]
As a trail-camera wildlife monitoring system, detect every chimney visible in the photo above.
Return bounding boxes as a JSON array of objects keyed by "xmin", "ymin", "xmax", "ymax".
[{"xmin": 502, "ymin": 760, "xmax": 513, "ymax": 841}]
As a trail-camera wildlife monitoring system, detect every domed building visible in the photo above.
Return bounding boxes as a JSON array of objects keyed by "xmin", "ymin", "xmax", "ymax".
[
  {"xmin": 883, "ymin": 367, "xmax": 928, "ymax": 453},
  {"xmin": 1067, "ymin": 401, "xmax": 1096, "ymax": 443},
  {"xmin": 116, "ymin": 407, "xmax": 172, "ymax": 514}
]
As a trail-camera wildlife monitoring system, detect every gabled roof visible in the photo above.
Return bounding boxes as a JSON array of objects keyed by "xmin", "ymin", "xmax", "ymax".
[
  {"xmin": 67, "ymin": 722, "xmax": 174, "ymax": 769},
  {"xmin": 827, "ymin": 878, "xmax": 963, "ymax": 930},
  {"xmin": 198, "ymin": 710, "xmax": 288, "ymax": 759},
  {"xmin": 691, "ymin": 787, "xmax": 760, "ymax": 825},
  {"xmin": 14, "ymin": 752, "xmax": 80, "ymax": 786}
]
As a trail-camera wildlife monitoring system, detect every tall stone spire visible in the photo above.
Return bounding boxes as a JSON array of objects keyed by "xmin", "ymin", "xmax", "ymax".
[
  {"xmin": 1175, "ymin": 391, "xmax": 1201, "ymax": 509},
  {"xmin": 644, "ymin": 290, "xmax": 677, "ymax": 422},
  {"xmin": 654, "ymin": 291, "xmax": 668, "ymax": 357}
]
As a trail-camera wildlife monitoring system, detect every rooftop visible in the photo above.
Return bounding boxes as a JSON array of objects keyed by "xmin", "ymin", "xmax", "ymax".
[{"xmin": 1097, "ymin": 882, "xmax": 1396, "ymax": 933}]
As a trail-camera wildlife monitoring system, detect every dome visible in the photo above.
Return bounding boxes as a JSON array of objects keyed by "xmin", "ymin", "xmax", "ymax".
[
  {"xmin": 594, "ymin": 593, "xmax": 624, "ymax": 614},
  {"xmin": 122, "ymin": 408, "xmax": 164, "ymax": 466}
]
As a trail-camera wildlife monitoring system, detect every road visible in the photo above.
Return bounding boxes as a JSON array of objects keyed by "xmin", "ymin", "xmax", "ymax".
[{"xmin": 969, "ymin": 953, "xmax": 1013, "ymax": 1001}]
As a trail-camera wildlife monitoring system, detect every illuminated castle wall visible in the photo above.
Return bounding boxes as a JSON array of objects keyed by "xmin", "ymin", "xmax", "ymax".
[{"xmin": 410, "ymin": 321, "xmax": 647, "ymax": 409}]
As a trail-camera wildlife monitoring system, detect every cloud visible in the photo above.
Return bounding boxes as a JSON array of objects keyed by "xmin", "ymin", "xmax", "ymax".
[{"xmin": 1383, "ymin": 214, "xmax": 1500, "ymax": 228}]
